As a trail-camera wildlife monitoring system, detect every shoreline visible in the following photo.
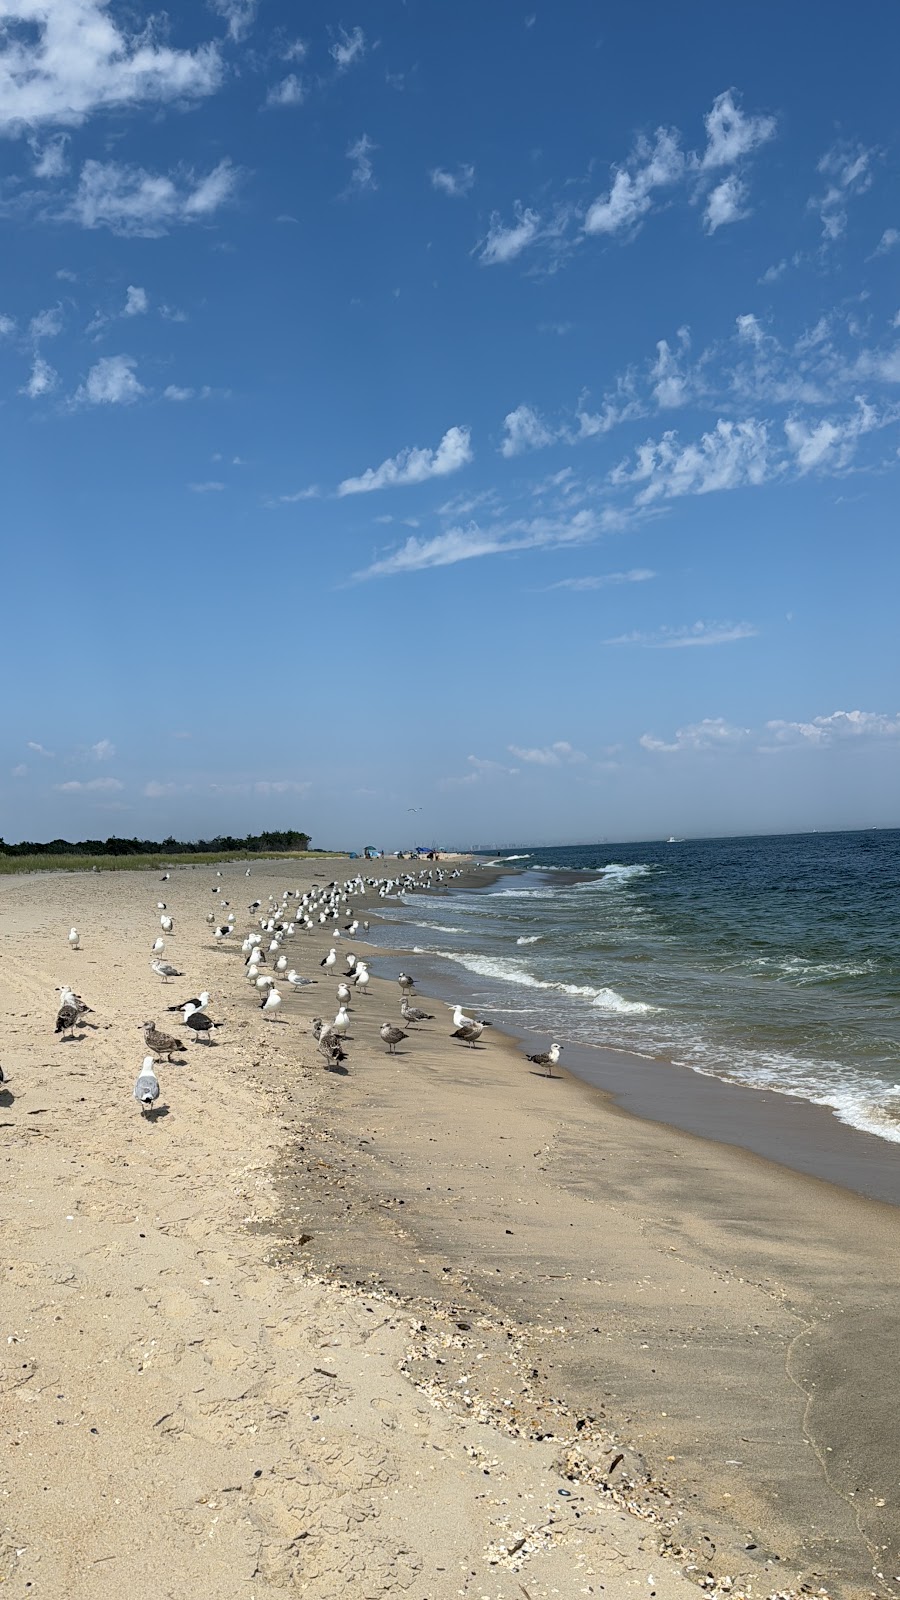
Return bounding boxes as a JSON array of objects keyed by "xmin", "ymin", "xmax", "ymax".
[
  {"xmin": 2, "ymin": 858, "xmax": 898, "ymax": 1598},
  {"xmin": 369, "ymin": 858, "xmax": 900, "ymax": 1207}
]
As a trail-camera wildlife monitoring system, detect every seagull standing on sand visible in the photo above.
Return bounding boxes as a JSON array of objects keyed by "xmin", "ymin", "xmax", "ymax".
[
  {"xmin": 451, "ymin": 1003, "xmax": 491, "ymax": 1032},
  {"xmin": 151, "ymin": 960, "xmax": 183, "ymax": 983},
  {"xmin": 134, "ymin": 1057, "xmax": 161, "ymax": 1114},
  {"xmin": 320, "ymin": 947, "xmax": 337, "ymax": 973},
  {"xmin": 336, "ymin": 981, "xmax": 351, "ymax": 1007},
  {"xmin": 286, "ymin": 969, "xmax": 314, "ymax": 989},
  {"xmin": 352, "ymin": 963, "xmax": 370, "ymax": 996},
  {"xmin": 526, "ymin": 1043, "xmax": 562, "ymax": 1078},
  {"xmin": 142, "ymin": 1021, "xmax": 185, "ymax": 1062},
  {"xmin": 401, "ymin": 998, "xmax": 434, "ymax": 1026},
  {"xmin": 68, "ymin": 927, "xmax": 80, "ymax": 951},
  {"xmin": 151, "ymin": 936, "xmax": 165, "ymax": 955},
  {"xmin": 380, "ymin": 1022, "xmax": 408, "ymax": 1054},
  {"xmin": 333, "ymin": 1004, "xmax": 351, "ymax": 1038},
  {"xmin": 54, "ymin": 999, "xmax": 80, "ymax": 1038},
  {"xmin": 451, "ymin": 1020, "xmax": 484, "ymax": 1048},
  {"xmin": 260, "ymin": 987, "xmax": 283, "ymax": 1020},
  {"xmin": 167, "ymin": 990, "xmax": 210, "ymax": 1014},
  {"xmin": 182, "ymin": 1004, "xmax": 219, "ymax": 1044},
  {"xmin": 398, "ymin": 972, "xmax": 416, "ymax": 999},
  {"xmin": 160, "ymin": 914, "xmax": 174, "ymax": 934}
]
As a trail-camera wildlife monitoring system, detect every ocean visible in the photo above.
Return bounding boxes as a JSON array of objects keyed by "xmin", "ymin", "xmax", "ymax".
[{"xmin": 366, "ymin": 830, "xmax": 900, "ymax": 1145}]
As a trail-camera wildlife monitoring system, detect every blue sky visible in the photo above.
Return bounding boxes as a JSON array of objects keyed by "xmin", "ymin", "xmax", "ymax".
[{"xmin": 2, "ymin": 0, "xmax": 899, "ymax": 848}]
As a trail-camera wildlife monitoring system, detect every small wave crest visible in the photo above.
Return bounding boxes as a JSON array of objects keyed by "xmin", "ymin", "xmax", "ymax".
[
  {"xmin": 426, "ymin": 949, "xmax": 657, "ymax": 1013},
  {"xmin": 516, "ymin": 935, "xmax": 543, "ymax": 945}
]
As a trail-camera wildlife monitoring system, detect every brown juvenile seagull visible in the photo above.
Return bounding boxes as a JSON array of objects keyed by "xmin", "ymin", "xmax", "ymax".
[
  {"xmin": 400, "ymin": 998, "xmax": 434, "ymax": 1026},
  {"xmin": 54, "ymin": 1002, "xmax": 80, "ymax": 1039},
  {"xmin": 451, "ymin": 1020, "xmax": 484, "ymax": 1048},
  {"xmin": 142, "ymin": 1020, "xmax": 186, "ymax": 1062},
  {"xmin": 380, "ymin": 1023, "xmax": 408, "ymax": 1055}
]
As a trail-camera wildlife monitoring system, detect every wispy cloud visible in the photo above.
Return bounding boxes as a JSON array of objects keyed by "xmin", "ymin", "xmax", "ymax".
[
  {"xmin": 585, "ymin": 127, "xmax": 684, "ymax": 238},
  {"xmin": 548, "ymin": 569, "xmax": 656, "ymax": 591},
  {"xmin": 330, "ymin": 26, "xmax": 366, "ymax": 71},
  {"xmin": 57, "ymin": 777, "xmax": 124, "ymax": 793},
  {"xmin": 29, "ymin": 305, "xmax": 63, "ymax": 340},
  {"xmin": 91, "ymin": 739, "xmax": 115, "ymax": 761},
  {"xmin": 188, "ymin": 480, "xmax": 226, "ymax": 493},
  {"xmin": 0, "ymin": 0, "xmax": 222, "ymax": 134},
  {"xmin": 640, "ymin": 718, "xmax": 751, "ymax": 753},
  {"xmin": 764, "ymin": 709, "xmax": 900, "ymax": 747},
  {"xmin": 811, "ymin": 143, "xmax": 875, "ymax": 241},
  {"xmin": 700, "ymin": 89, "xmax": 776, "ymax": 169},
  {"xmin": 354, "ymin": 505, "xmax": 616, "ymax": 580},
  {"xmin": 430, "ymin": 164, "xmax": 475, "ymax": 198},
  {"xmin": 209, "ymin": 0, "xmax": 257, "ymax": 42},
  {"xmin": 508, "ymin": 741, "xmax": 585, "ymax": 766},
  {"xmin": 266, "ymin": 74, "xmax": 305, "ymax": 108},
  {"xmin": 62, "ymin": 158, "xmax": 239, "ymax": 236},
  {"xmin": 346, "ymin": 133, "xmax": 376, "ymax": 191},
  {"xmin": 74, "ymin": 355, "xmax": 144, "ymax": 406},
  {"xmin": 478, "ymin": 205, "xmax": 542, "ymax": 265},
  {"xmin": 27, "ymin": 741, "xmax": 54, "ymax": 758},
  {"xmin": 338, "ymin": 425, "xmax": 472, "ymax": 495},
  {"xmin": 703, "ymin": 173, "xmax": 749, "ymax": 232},
  {"xmin": 21, "ymin": 356, "xmax": 58, "ymax": 399},
  {"xmin": 500, "ymin": 403, "xmax": 557, "ymax": 457},
  {"xmin": 609, "ymin": 621, "xmax": 758, "ymax": 649}
]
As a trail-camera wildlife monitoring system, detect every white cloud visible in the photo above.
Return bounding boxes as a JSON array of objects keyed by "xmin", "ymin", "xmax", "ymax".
[
  {"xmin": 548, "ymin": 569, "xmax": 656, "ymax": 591},
  {"xmin": 764, "ymin": 709, "xmax": 900, "ymax": 746},
  {"xmin": 123, "ymin": 284, "xmax": 147, "ymax": 316},
  {"xmin": 57, "ymin": 777, "xmax": 123, "ymax": 793},
  {"xmin": 784, "ymin": 397, "xmax": 884, "ymax": 473},
  {"xmin": 163, "ymin": 384, "xmax": 194, "ymax": 401},
  {"xmin": 208, "ymin": 0, "xmax": 257, "ymax": 41},
  {"xmin": 703, "ymin": 173, "xmax": 749, "ymax": 233},
  {"xmin": 346, "ymin": 133, "xmax": 376, "ymax": 191},
  {"xmin": 27, "ymin": 740, "xmax": 54, "ymax": 756},
  {"xmin": 874, "ymin": 227, "xmax": 899, "ymax": 256},
  {"xmin": 649, "ymin": 327, "xmax": 692, "ymax": 407},
  {"xmin": 500, "ymin": 403, "xmax": 557, "ymax": 457},
  {"xmin": 31, "ymin": 132, "xmax": 68, "ymax": 177},
  {"xmin": 338, "ymin": 424, "xmax": 473, "ymax": 495},
  {"xmin": 21, "ymin": 355, "xmax": 57, "ymax": 397},
  {"xmin": 0, "ymin": 0, "xmax": 222, "ymax": 133},
  {"xmin": 330, "ymin": 25, "xmax": 366, "ymax": 71},
  {"xmin": 91, "ymin": 738, "xmax": 114, "ymax": 760},
  {"xmin": 611, "ymin": 417, "xmax": 772, "ymax": 505},
  {"xmin": 266, "ymin": 74, "xmax": 304, "ymax": 107},
  {"xmin": 65, "ymin": 157, "xmax": 239, "ymax": 236},
  {"xmin": 430, "ymin": 164, "xmax": 475, "ymax": 198},
  {"xmin": 74, "ymin": 354, "xmax": 144, "ymax": 405},
  {"xmin": 29, "ymin": 304, "xmax": 63, "ymax": 339},
  {"xmin": 812, "ymin": 143, "xmax": 874, "ymax": 241},
  {"xmin": 354, "ymin": 505, "xmax": 613, "ymax": 580},
  {"xmin": 188, "ymin": 480, "xmax": 225, "ymax": 493},
  {"xmin": 609, "ymin": 621, "xmax": 758, "ymax": 649},
  {"xmin": 272, "ymin": 485, "xmax": 320, "ymax": 503},
  {"xmin": 640, "ymin": 718, "xmax": 751, "ymax": 753},
  {"xmin": 759, "ymin": 258, "xmax": 788, "ymax": 284},
  {"xmin": 508, "ymin": 741, "xmax": 585, "ymax": 766},
  {"xmin": 478, "ymin": 204, "xmax": 541, "ymax": 265},
  {"xmin": 0, "ymin": 312, "xmax": 15, "ymax": 337},
  {"xmin": 700, "ymin": 89, "xmax": 776, "ymax": 169},
  {"xmin": 584, "ymin": 127, "xmax": 684, "ymax": 237}
]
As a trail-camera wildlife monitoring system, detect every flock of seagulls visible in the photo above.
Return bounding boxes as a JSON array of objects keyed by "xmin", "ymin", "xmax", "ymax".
[{"xmin": 36, "ymin": 856, "xmax": 565, "ymax": 1120}]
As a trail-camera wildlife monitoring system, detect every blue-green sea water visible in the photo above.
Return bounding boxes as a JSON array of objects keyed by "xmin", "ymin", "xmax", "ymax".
[{"xmin": 368, "ymin": 830, "xmax": 900, "ymax": 1144}]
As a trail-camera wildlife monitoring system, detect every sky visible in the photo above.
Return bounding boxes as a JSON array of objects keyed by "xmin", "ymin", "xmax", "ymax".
[{"xmin": 2, "ymin": 0, "xmax": 899, "ymax": 849}]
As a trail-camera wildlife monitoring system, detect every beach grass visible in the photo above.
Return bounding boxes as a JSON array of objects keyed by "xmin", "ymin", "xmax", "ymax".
[{"xmin": 0, "ymin": 850, "xmax": 346, "ymax": 876}]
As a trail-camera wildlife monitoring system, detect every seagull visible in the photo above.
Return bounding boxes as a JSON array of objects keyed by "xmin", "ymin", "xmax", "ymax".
[
  {"xmin": 166, "ymin": 991, "xmax": 210, "ymax": 1014},
  {"xmin": 526, "ymin": 1043, "xmax": 562, "ymax": 1077},
  {"xmin": 344, "ymin": 952, "xmax": 357, "ymax": 973},
  {"xmin": 380, "ymin": 1023, "xmax": 408, "ymax": 1054},
  {"xmin": 451, "ymin": 1003, "xmax": 491, "ymax": 1032},
  {"xmin": 134, "ymin": 1056, "xmax": 161, "ymax": 1114},
  {"xmin": 151, "ymin": 936, "xmax": 165, "ymax": 955},
  {"xmin": 68, "ymin": 927, "xmax": 80, "ymax": 951},
  {"xmin": 54, "ymin": 1000, "xmax": 80, "ymax": 1038},
  {"xmin": 318, "ymin": 1033, "xmax": 346, "ymax": 1069},
  {"xmin": 151, "ymin": 960, "xmax": 183, "ymax": 983},
  {"xmin": 398, "ymin": 972, "xmax": 416, "ymax": 998},
  {"xmin": 182, "ymin": 1005, "xmax": 220, "ymax": 1044},
  {"xmin": 451, "ymin": 1020, "xmax": 484, "ymax": 1048},
  {"xmin": 157, "ymin": 902, "xmax": 167, "ymax": 910},
  {"xmin": 57, "ymin": 986, "xmax": 93, "ymax": 1017},
  {"xmin": 286, "ymin": 970, "xmax": 315, "ymax": 989},
  {"xmin": 401, "ymin": 999, "xmax": 434, "ymax": 1026},
  {"xmin": 333, "ymin": 1004, "xmax": 351, "ymax": 1038},
  {"xmin": 336, "ymin": 981, "xmax": 351, "ymax": 1006},
  {"xmin": 142, "ymin": 1020, "xmax": 185, "ymax": 1062},
  {"xmin": 160, "ymin": 873, "xmax": 170, "ymax": 881},
  {"xmin": 260, "ymin": 987, "xmax": 283, "ymax": 1020},
  {"xmin": 320, "ymin": 948, "xmax": 337, "ymax": 972},
  {"xmin": 160, "ymin": 915, "xmax": 174, "ymax": 934}
]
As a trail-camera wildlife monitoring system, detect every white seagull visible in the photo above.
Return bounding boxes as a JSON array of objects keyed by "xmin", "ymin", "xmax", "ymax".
[
  {"xmin": 134, "ymin": 1056, "xmax": 161, "ymax": 1114},
  {"xmin": 68, "ymin": 927, "xmax": 80, "ymax": 951},
  {"xmin": 261, "ymin": 987, "xmax": 283, "ymax": 1020}
]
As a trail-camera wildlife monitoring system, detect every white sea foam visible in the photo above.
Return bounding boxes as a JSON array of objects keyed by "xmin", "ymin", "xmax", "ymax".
[
  {"xmin": 516, "ymin": 935, "xmax": 543, "ymax": 945},
  {"xmin": 422, "ymin": 948, "xmax": 657, "ymax": 1013},
  {"xmin": 500, "ymin": 853, "xmax": 532, "ymax": 861},
  {"xmin": 748, "ymin": 955, "xmax": 877, "ymax": 984}
]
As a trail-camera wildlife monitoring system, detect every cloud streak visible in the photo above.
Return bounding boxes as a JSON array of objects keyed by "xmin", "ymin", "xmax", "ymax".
[{"xmin": 338, "ymin": 425, "xmax": 473, "ymax": 496}]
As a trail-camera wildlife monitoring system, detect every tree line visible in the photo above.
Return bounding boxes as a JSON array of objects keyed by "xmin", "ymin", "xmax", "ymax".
[{"xmin": 0, "ymin": 829, "xmax": 312, "ymax": 857}]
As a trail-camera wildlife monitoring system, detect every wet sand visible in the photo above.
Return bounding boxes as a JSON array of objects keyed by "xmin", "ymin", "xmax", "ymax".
[{"xmin": 1, "ymin": 859, "xmax": 898, "ymax": 1599}]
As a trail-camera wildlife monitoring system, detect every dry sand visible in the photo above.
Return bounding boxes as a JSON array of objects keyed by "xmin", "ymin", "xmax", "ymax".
[{"xmin": 1, "ymin": 859, "xmax": 898, "ymax": 1600}]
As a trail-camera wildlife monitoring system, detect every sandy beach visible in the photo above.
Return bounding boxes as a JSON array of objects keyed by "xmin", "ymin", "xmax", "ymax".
[{"xmin": 1, "ymin": 859, "xmax": 898, "ymax": 1599}]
